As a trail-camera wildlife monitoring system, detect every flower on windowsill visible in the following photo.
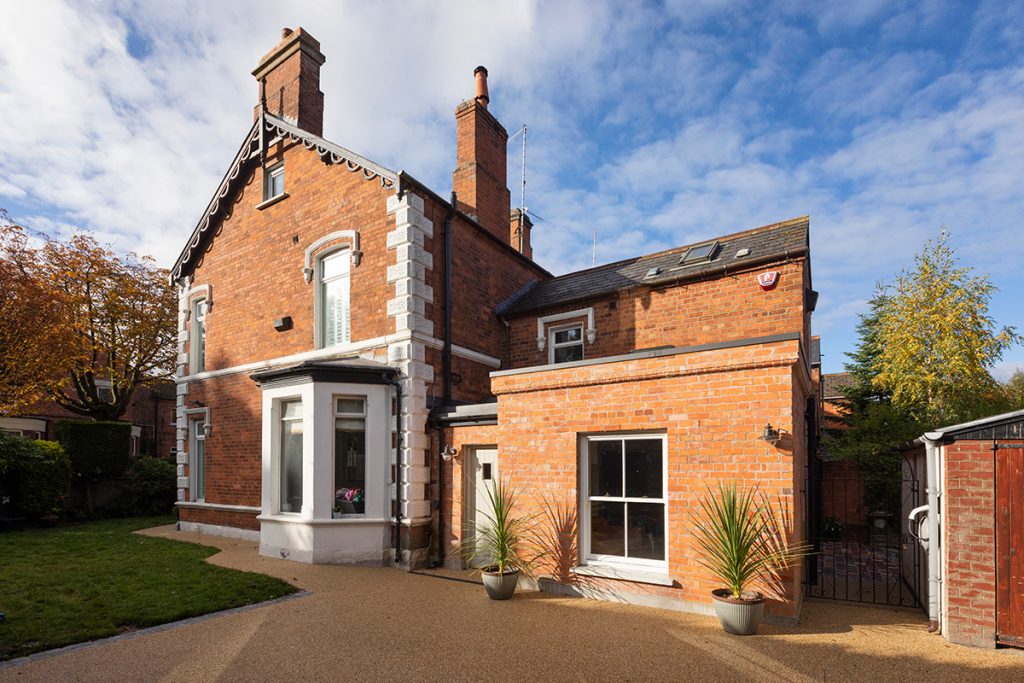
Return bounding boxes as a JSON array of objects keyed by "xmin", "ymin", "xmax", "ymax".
[{"xmin": 334, "ymin": 487, "xmax": 364, "ymax": 504}]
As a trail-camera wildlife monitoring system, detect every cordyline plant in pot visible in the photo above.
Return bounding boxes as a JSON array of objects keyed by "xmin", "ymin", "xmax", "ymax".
[
  {"xmin": 455, "ymin": 477, "xmax": 540, "ymax": 600},
  {"xmin": 693, "ymin": 482, "xmax": 812, "ymax": 635}
]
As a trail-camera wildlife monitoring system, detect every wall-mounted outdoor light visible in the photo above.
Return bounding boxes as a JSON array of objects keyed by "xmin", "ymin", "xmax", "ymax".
[
  {"xmin": 441, "ymin": 445, "xmax": 459, "ymax": 461},
  {"xmin": 758, "ymin": 423, "xmax": 781, "ymax": 445},
  {"xmin": 273, "ymin": 316, "xmax": 293, "ymax": 332}
]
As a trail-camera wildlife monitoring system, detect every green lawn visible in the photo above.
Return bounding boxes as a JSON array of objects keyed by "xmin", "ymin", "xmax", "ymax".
[{"xmin": 0, "ymin": 517, "xmax": 297, "ymax": 661}]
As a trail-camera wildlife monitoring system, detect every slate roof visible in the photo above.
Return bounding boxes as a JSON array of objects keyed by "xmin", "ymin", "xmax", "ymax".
[
  {"xmin": 821, "ymin": 372, "xmax": 853, "ymax": 400},
  {"xmin": 499, "ymin": 216, "xmax": 809, "ymax": 316}
]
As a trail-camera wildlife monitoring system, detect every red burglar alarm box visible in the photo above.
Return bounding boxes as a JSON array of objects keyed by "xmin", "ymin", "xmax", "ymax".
[{"xmin": 757, "ymin": 271, "xmax": 779, "ymax": 290}]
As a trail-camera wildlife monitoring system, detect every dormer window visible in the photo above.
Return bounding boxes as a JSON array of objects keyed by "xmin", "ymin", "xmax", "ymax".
[
  {"xmin": 679, "ymin": 240, "xmax": 719, "ymax": 265},
  {"xmin": 264, "ymin": 163, "xmax": 284, "ymax": 201}
]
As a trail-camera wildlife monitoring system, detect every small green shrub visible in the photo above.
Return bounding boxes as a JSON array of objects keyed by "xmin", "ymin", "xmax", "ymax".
[
  {"xmin": 127, "ymin": 456, "xmax": 176, "ymax": 516},
  {"xmin": 0, "ymin": 434, "xmax": 72, "ymax": 519},
  {"xmin": 55, "ymin": 420, "xmax": 132, "ymax": 480}
]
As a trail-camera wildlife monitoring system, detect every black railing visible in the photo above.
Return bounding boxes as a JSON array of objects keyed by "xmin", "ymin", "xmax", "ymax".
[{"xmin": 804, "ymin": 466, "xmax": 923, "ymax": 609}]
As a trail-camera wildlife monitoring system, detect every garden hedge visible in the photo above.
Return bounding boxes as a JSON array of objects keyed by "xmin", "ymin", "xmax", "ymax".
[
  {"xmin": 0, "ymin": 434, "xmax": 72, "ymax": 519},
  {"xmin": 127, "ymin": 456, "xmax": 177, "ymax": 516},
  {"xmin": 54, "ymin": 420, "xmax": 132, "ymax": 480}
]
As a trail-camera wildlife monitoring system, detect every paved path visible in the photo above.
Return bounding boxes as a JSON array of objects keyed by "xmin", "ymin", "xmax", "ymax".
[{"xmin": 2, "ymin": 525, "xmax": 1022, "ymax": 682}]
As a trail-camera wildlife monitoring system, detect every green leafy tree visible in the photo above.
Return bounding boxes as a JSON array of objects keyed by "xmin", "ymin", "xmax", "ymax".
[
  {"xmin": 826, "ymin": 234, "xmax": 1019, "ymax": 504},
  {"xmin": 874, "ymin": 232, "xmax": 1020, "ymax": 425},
  {"xmin": 1003, "ymin": 370, "xmax": 1024, "ymax": 411},
  {"xmin": 825, "ymin": 294, "xmax": 922, "ymax": 493}
]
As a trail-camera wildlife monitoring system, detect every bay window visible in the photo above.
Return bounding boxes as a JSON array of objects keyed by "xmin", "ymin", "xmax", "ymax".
[{"xmin": 582, "ymin": 434, "xmax": 667, "ymax": 569}]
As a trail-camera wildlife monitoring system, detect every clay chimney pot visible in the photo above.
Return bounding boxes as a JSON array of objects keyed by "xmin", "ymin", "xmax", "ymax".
[{"xmin": 474, "ymin": 66, "xmax": 489, "ymax": 108}]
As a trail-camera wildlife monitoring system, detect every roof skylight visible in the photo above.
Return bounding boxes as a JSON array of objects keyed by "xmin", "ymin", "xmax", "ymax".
[{"xmin": 679, "ymin": 240, "xmax": 719, "ymax": 265}]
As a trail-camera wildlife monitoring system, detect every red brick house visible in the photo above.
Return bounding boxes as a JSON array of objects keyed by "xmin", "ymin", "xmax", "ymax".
[{"xmin": 171, "ymin": 27, "xmax": 816, "ymax": 621}]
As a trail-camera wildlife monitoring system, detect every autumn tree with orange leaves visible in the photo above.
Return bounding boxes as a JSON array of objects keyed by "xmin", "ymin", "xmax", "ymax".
[
  {"xmin": 0, "ymin": 213, "xmax": 74, "ymax": 415},
  {"xmin": 0, "ymin": 210, "xmax": 177, "ymax": 420}
]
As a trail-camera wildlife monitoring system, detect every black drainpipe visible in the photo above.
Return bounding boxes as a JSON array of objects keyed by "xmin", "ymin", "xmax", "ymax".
[
  {"xmin": 435, "ymin": 191, "xmax": 457, "ymax": 567},
  {"xmin": 442, "ymin": 191, "xmax": 457, "ymax": 405},
  {"xmin": 385, "ymin": 371, "xmax": 403, "ymax": 564}
]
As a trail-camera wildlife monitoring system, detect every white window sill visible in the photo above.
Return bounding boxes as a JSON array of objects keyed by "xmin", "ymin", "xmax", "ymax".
[
  {"xmin": 257, "ymin": 514, "xmax": 387, "ymax": 526},
  {"xmin": 572, "ymin": 564, "xmax": 675, "ymax": 587},
  {"xmin": 256, "ymin": 192, "xmax": 289, "ymax": 210}
]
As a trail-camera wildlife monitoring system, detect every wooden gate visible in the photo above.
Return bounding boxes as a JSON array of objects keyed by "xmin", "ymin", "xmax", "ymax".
[{"xmin": 997, "ymin": 442, "xmax": 1024, "ymax": 647}]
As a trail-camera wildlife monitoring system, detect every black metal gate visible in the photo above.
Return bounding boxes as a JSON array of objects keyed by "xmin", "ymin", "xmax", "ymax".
[{"xmin": 804, "ymin": 457, "xmax": 923, "ymax": 609}]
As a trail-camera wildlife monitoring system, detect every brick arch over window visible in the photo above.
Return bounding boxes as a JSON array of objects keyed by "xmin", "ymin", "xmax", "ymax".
[
  {"xmin": 185, "ymin": 283, "xmax": 213, "ymax": 313},
  {"xmin": 303, "ymin": 230, "xmax": 362, "ymax": 283}
]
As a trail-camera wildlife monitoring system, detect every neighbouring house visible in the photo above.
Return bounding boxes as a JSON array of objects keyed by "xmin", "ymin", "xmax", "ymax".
[
  {"xmin": 903, "ymin": 409, "xmax": 1024, "ymax": 649},
  {"xmin": 815, "ymin": 371, "xmax": 865, "ymax": 530},
  {"xmin": 0, "ymin": 381, "xmax": 176, "ymax": 458},
  {"xmin": 171, "ymin": 27, "xmax": 816, "ymax": 623}
]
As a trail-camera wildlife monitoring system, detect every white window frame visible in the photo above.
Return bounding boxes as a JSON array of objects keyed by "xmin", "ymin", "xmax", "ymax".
[
  {"xmin": 264, "ymin": 162, "xmax": 284, "ymax": 201},
  {"xmin": 277, "ymin": 397, "xmax": 305, "ymax": 515},
  {"xmin": 549, "ymin": 323, "xmax": 585, "ymax": 365},
  {"xmin": 130, "ymin": 425, "xmax": 142, "ymax": 456},
  {"xmin": 189, "ymin": 416, "xmax": 206, "ymax": 502},
  {"xmin": 332, "ymin": 395, "xmax": 367, "ymax": 518},
  {"xmin": 315, "ymin": 248, "xmax": 351, "ymax": 349},
  {"xmin": 190, "ymin": 297, "xmax": 207, "ymax": 373},
  {"xmin": 579, "ymin": 432, "xmax": 668, "ymax": 572}
]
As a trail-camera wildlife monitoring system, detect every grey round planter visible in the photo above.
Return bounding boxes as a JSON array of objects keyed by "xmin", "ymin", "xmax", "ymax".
[
  {"xmin": 481, "ymin": 568, "xmax": 519, "ymax": 600},
  {"xmin": 711, "ymin": 589, "xmax": 765, "ymax": 635}
]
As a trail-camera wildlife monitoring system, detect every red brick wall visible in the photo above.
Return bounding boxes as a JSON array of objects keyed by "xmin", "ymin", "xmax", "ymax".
[
  {"xmin": 179, "ymin": 505, "xmax": 259, "ymax": 531},
  {"xmin": 185, "ymin": 141, "xmax": 397, "ymax": 372},
  {"xmin": 476, "ymin": 339, "xmax": 807, "ymax": 618},
  {"xmin": 181, "ymin": 373, "xmax": 262, "ymax": 507},
  {"xmin": 506, "ymin": 259, "xmax": 809, "ymax": 368},
  {"xmin": 418, "ymin": 197, "xmax": 547, "ymax": 405},
  {"xmin": 944, "ymin": 440, "xmax": 997, "ymax": 647}
]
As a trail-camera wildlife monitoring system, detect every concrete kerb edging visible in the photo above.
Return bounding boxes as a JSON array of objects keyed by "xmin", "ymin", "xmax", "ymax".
[{"xmin": 0, "ymin": 590, "xmax": 311, "ymax": 671}]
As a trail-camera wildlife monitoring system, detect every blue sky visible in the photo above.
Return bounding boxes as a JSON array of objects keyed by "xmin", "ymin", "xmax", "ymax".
[{"xmin": 1, "ymin": 0, "xmax": 1022, "ymax": 378}]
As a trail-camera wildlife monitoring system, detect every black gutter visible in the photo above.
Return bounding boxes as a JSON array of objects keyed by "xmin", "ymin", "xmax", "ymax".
[{"xmin": 443, "ymin": 192, "xmax": 457, "ymax": 405}]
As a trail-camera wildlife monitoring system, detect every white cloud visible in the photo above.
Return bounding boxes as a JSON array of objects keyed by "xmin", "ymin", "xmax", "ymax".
[{"xmin": 1, "ymin": 0, "xmax": 1022, "ymax": 376}]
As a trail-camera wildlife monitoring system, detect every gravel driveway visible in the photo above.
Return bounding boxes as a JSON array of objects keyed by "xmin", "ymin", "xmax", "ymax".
[{"xmin": 2, "ymin": 525, "xmax": 1021, "ymax": 682}]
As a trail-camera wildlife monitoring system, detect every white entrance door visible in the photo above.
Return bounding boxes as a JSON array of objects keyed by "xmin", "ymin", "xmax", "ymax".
[{"xmin": 467, "ymin": 447, "xmax": 499, "ymax": 568}]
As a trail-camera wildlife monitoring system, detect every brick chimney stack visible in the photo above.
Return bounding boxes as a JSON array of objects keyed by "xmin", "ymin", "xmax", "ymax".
[
  {"xmin": 252, "ymin": 27, "xmax": 326, "ymax": 136},
  {"xmin": 510, "ymin": 208, "xmax": 533, "ymax": 259},
  {"xmin": 452, "ymin": 66, "xmax": 512, "ymax": 247}
]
